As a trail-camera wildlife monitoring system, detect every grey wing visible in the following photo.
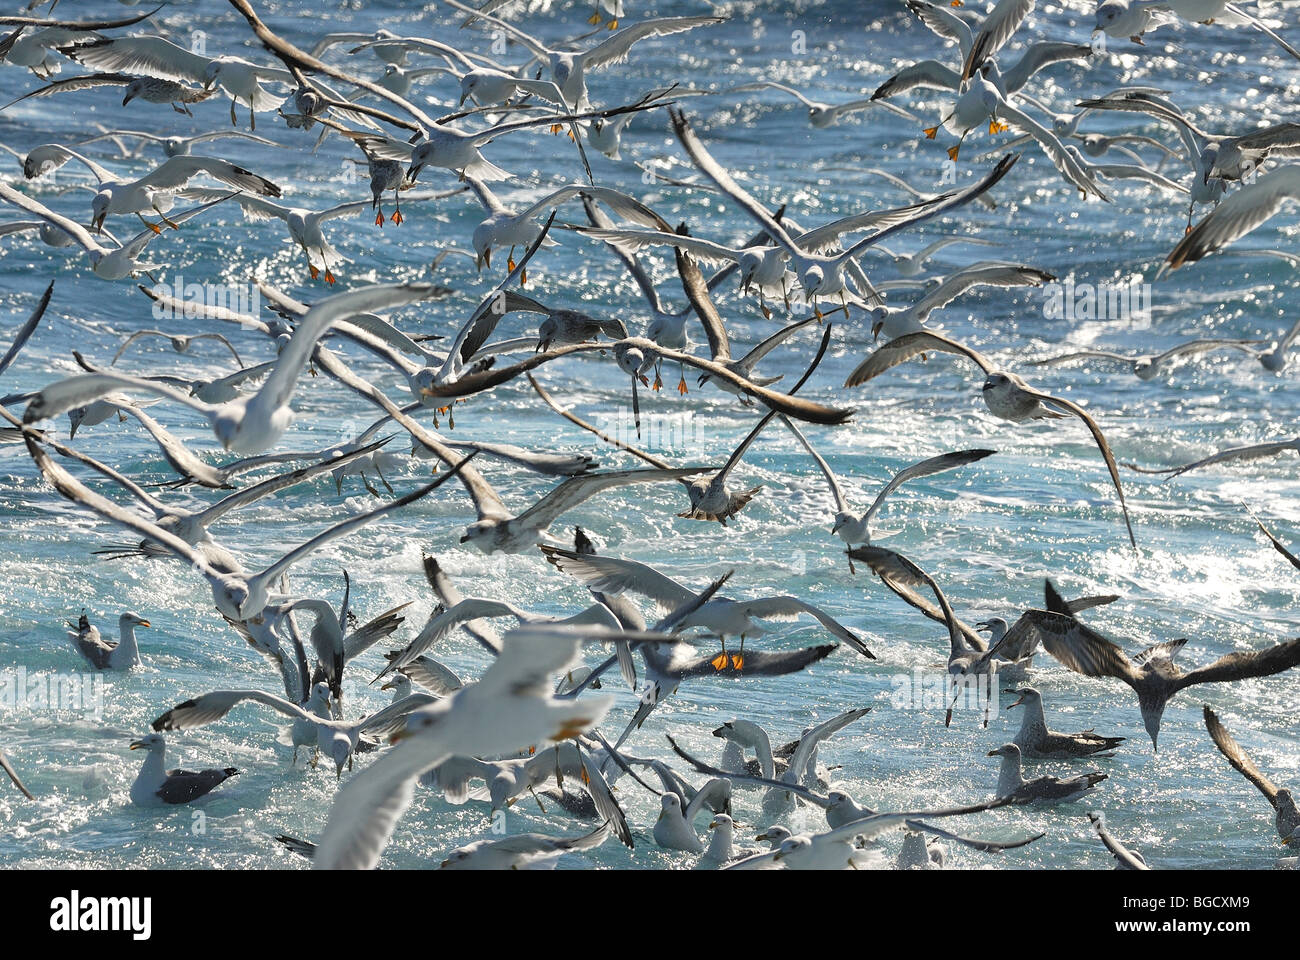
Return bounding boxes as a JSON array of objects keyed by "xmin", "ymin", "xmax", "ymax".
[
  {"xmin": 1167, "ymin": 168, "xmax": 1300, "ymax": 270},
  {"xmin": 356, "ymin": 693, "xmax": 441, "ymax": 739},
  {"xmin": 515, "ymin": 468, "xmax": 705, "ymax": 531},
  {"xmin": 863, "ymin": 448, "xmax": 996, "ymax": 523},
  {"xmin": 157, "ymin": 767, "xmax": 237, "ymax": 804},
  {"xmin": 0, "ymin": 280, "xmax": 52, "ymax": 380},
  {"xmin": 1036, "ymin": 582, "xmax": 1141, "ymax": 686},
  {"xmin": 844, "ymin": 330, "xmax": 994, "ymax": 387},
  {"xmin": 1176, "ymin": 638, "xmax": 1300, "ymax": 692},
  {"xmin": 1024, "ymin": 388, "xmax": 1135, "ymax": 550},
  {"xmin": 787, "ymin": 707, "xmax": 871, "ymax": 782},
  {"xmin": 675, "ymin": 237, "xmax": 729, "ymax": 361},
  {"xmin": 1255, "ymin": 517, "xmax": 1300, "ymax": 573},
  {"xmin": 1202, "ymin": 705, "xmax": 1280, "ymax": 806},
  {"xmin": 676, "ymin": 643, "xmax": 837, "ymax": 679},
  {"xmin": 344, "ymin": 603, "xmax": 412, "ymax": 662}
]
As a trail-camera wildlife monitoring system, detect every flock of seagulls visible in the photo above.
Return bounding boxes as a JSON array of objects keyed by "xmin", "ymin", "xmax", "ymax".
[{"xmin": 0, "ymin": 0, "xmax": 1297, "ymax": 871}]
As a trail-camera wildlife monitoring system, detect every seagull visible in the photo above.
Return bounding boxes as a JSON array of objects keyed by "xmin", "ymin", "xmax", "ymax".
[
  {"xmin": 497, "ymin": 291, "xmax": 629, "ymax": 351},
  {"xmin": 17, "ymin": 422, "xmax": 475, "ymax": 622},
  {"xmin": 869, "ymin": 263, "xmax": 1054, "ymax": 341},
  {"xmin": 541, "ymin": 546, "xmax": 873, "ymax": 667},
  {"xmin": 59, "ymin": 35, "xmax": 293, "ymax": 129},
  {"xmin": 76, "ymin": 127, "xmax": 279, "ymax": 159},
  {"xmin": 924, "ymin": 66, "xmax": 1109, "ymax": 200},
  {"xmin": 447, "ymin": 1, "xmax": 725, "ymax": 110},
  {"xmin": 870, "ymin": 236, "xmax": 999, "ymax": 277},
  {"xmin": 0, "ymin": 72, "xmax": 218, "ymax": 115},
  {"xmin": 987, "ymin": 743, "xmax": 1107, "ymax": 804},
  {"xmin": 24, "ymin": 283, "xmax": 444, "ymax": 453},
  {"xmin": 462, "ymin": 177, "xmax": 666, "ymax": 275},
  {"xmin": 376, "ymin": 598, "xmax": 620, "ymax": 681},
  {"xmin": 1028, "ymin": 337, "xmax": 1265, "ymax": 380},
  {"xmin": 128, "ymin": 733, "xmax": 239, "ymax": 806},
  {"xmin": 784, "ymin": 420, "xmax": 993, "ymax": 561},
  {"xmin": 440, "ymin": 821, "xmax": 613, "ymax": 869},
  {"xmin": 974, "ymin": 591, "xmax": 1119, "ymax": 666},
  {"xmin": 715, "ymin": 707, "xmax": 871, "ymax": 815},
  {"xmin": 1037, "ymin": 578, "xmax": 1300, "ymax": 750},
  {"xmin": 654, "ymin": 780, "xmax": 733, "ymax": 853},
  {"xmin": 111, "ymin": 329, "xmax": 244, "ymax": 367},
  {"xmin": 1167, "ymin": 167, "xmax": 1300, "ymax": 271},
  {"xmin": 1087, "ymin": 811, "xmax": 1149, "ymax": 869},
  {"xmin": 0, "ymin": 183, "xmax": 231, "ymax": 280},
  {"xmin": 1004, "ymin": 686, "xmax": 1125, "ymax": 758},
  {"xmin": 1203, "ymin": 705, "xmax": 1299, "ymax": 844},
  {"xmin": 65, "ymin": 610, "xmax": 149, "ymax": 670},
  {"xmin": 721, "ymin": 79, "xmax": 919, "ymax": 128},
  {"xmin": 34, "ymin": 145, "xmax": 280, "ymax": 233},
  {"xmin": 151, "ymin": 682, "xmax": 439, "ymax": 777},
  {"xmin": 874, "ymin": 0, "xmax": 1089, "ymax": 101},
  {"xmin": 668, "ymin": 107, "xmax": 1019, "ymax": 311},
  {"xmin": 846, "ymin": 329, "xmax": 1136, "ymax": 549},
  {"xmin": 309, "ymin": 624, "xmax": 620, "ymax": 869},
  {"xmin": 1256, "ymin": 315, "xmax": 1300, "ymax": 372},
  {"xmin": 454, "ymin": 466, "xmax": 710, "ymax": 553},
  {"xmin": 1124, "ymin": 437, "xmax": 1299, "ymax": 480}
]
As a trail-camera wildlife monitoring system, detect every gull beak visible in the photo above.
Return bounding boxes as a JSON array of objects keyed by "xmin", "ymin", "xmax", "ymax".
[
  {"xmin": 129, "ymin": 740, "xmax": 145, "ymax": 750},
  {"xmin": 1282, "ymin": 834, "xmax": 1296, "ymax": 847},
  {"xmin": 871, "ymin": 320, "xmax": 883, "ymax": 340},
  {"xmin": 986, "ymin": 749, "xmax": 1000, "ymax": 757},
  {"xmin": 122, "ymin": 92, "xmax": 134, "ymax": 106},
  {"xmin": 138, "ymin": 620, "xmax": 151, "ymax": 628},
  {"xmin": 380, "ymin": 680, "xmax": 396, "ymax": 691},
  {"xmin": 459, "ymin": 534, "xmax": 470, "ymax": 543},
  {"xmin": 708, "ymin": 820, "xmax": 718, "ymax": 830},
  {"xmin": 482, "ymin": 248, "xmax": 491, "ymax": 269},
  {"xmin": 974, "ymin": 621, "xmax": 989, "ymax": 631},
  {"xmin": 1007, "ymin": 696, "xmax": 1025, "ymax": 709},
  {"xmin": 92, "ymin": 211, "xmax": 106, "ymax": 234}
]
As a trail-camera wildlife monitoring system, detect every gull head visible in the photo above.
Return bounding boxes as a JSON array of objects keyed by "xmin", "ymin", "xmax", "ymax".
[
  {"xmin": 120, "ymin": 612, "xmax": 151, "ymax": 629},
  {"xmin": 457, "ymin": 74, "xmax": 477, "ymax": 107},
  {"xmin": 458, "ymin": 520, "xmax": 497, "ymax": 550},
  {"xmin": 658, "ymin": 793, "xmax": 683, "ymax": 819},
  {"xmin": 1004, "ymin": 686, "xmax": 1039, "ymax": 710},
  {"xmin": 91, "ymin": 191, "xmax": 112, "ymax": 233},
  {"xmin": 868, "ymin": 305, "xmax": 890, "ymax": 340},
  {"xmin": 439, "ymin": 848, "xmax": 474, "ymax": 868},
  {"xmin": 202, "ymin": 60, "xmax": 223, "ymax": 91},
  {"xmin": 986, "ymin": 743, "xmax": 1019, "ymax": 759},
  {"xmin": 1093, "ymin": 2, "xmax": 1124, "ymax": 32},
  {"xmin": 162, "ymin": 137, "xmax": 190, "ymax": 158},
  {"xmin": 771, "ymin": 835, "xmax": 810, "ymax": 863},
  {"xmin": 122, "ymin": 79, "xmax": 146, "ymax": 106},
  {"xmin": 974, "ymin": 616, "xmax": 1009, "ymax": 641},
  {"xmin": 471, "ymin": 225, "xmax": 493, "ymax": 270},
  {"xmin": 66, "ymin": 406, "xmax": 86, "ymax": 438},
  {"xmin": 129, "ymin": 733, "xmax": 165, "ymax": 754},
  {"xmin": 755, "ymin": 825, "xmax": 790, "ymax": 847},
  {"xmin": 328, "ymin": 734, "xmax": 351, "ymax": 777}
]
